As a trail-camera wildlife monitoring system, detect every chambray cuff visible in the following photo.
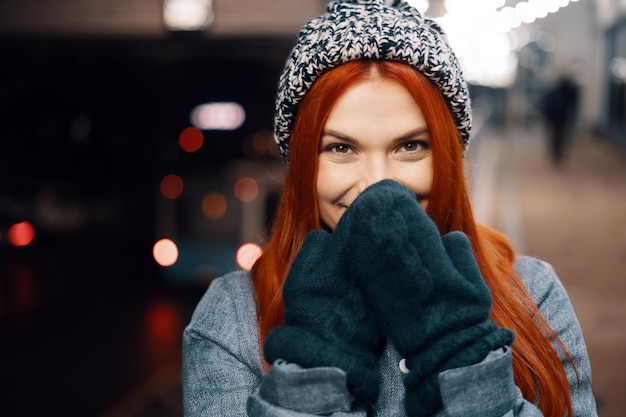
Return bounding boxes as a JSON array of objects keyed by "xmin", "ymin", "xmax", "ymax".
[
  {"xmin": 439, "ymin": 348, "xmax": 517, "ymax": 417},
  {"xmin": 257, "ymin": 360, "xmax": 353, "ymax": 414}
]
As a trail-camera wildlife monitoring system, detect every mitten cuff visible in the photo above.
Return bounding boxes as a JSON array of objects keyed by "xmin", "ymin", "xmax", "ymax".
[{"xmin": 264, "ymin": 325, "xmax": 381, "ymax": 403}]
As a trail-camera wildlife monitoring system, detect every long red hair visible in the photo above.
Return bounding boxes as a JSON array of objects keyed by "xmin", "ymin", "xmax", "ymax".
[{"xmin": 253, "ymin": 60, "xmax": 574, "ymax": 417}]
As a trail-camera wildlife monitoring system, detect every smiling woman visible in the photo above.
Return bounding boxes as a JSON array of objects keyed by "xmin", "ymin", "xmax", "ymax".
[{"xmin": 182, "ymin": 1, "xmax": 597, "ymax": 416}]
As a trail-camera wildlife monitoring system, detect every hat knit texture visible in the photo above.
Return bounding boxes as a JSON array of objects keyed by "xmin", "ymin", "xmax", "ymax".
[{"xmin": 274, "ymin": 0, "xmax": 472, "ymax": 161}]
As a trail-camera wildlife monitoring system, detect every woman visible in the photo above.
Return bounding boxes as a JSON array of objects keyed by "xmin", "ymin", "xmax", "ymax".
[{"xmin": 183, "ymin": 1, "xmax": 597, "ymax": 416}]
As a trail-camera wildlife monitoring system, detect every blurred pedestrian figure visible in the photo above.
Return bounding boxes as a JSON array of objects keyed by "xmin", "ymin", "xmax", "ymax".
[{"xmin": 539, "ymin": 75, "xmax": 580, "ymax": 165}]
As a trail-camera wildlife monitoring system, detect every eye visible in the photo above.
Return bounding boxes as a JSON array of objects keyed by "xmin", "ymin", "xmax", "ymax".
[
  {"xmin": 399, "ymin": 140, "xmax": 429, "ymax": 153},
  {"xmin": 323, "ymin": 143, "xmax": 352, "ymax": 154}
]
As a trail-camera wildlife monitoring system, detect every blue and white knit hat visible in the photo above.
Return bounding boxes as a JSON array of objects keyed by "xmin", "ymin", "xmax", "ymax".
[{"xmin": 274, "ymin": 0, "xmax": 471, "ymax": 161}]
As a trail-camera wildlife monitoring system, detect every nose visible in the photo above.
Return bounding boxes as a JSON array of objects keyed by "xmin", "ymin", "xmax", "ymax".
[{"xmin": 357, "ymin": 155, "xmax": 392, "ymax": 192}]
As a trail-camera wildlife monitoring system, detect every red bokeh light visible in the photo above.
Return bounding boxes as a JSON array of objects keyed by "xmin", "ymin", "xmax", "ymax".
[
  {"xmin": 160, "ymin": 174, "xmax": 184, "ymax": 199},
  {"xmin": 8, "ymin": 221, "xmax": 35, "ymax": 247},
  {"xmin": 13, "ymin": 264, "xmax": 36, "ymax": 312},
  {"xmin": 234, "ymin": 177, "xmax": 259, "ymax": 203},
  {"xmin": 202, "ymin": 192, "xmax": 227, "ymax": 220},
  {"xmin": 178, "ymin": 127, "xmax": 204, "ymax": 153},
  {"xmin": 147, "ymin": 302, "xmax": 178, "ymax": 344}
]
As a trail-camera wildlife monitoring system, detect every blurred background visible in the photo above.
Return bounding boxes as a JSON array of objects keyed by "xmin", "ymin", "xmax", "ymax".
[{"xmin": 0, "ymin": 0, "xmax": 624, "ymax": 416}]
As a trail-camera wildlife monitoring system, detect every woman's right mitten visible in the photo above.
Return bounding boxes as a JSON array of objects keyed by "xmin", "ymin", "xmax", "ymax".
[
  {"xmin": 263, "ymin": 206, "xmax": 385, "ymax": 405},
  {"xmin": 345, "ymin": 180, "xmax": 514, "ymax": 417}
]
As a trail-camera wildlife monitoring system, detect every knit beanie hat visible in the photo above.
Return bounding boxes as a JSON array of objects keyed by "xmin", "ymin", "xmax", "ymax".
[{"xmin": 274, "ymin": 0, "xmax": 472, "ymax": 161}]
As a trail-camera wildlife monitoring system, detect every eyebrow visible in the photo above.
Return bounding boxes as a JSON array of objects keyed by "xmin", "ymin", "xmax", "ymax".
[{"xmin": 321, "ymin": 127, "xmax": 430, "ymax": 144}]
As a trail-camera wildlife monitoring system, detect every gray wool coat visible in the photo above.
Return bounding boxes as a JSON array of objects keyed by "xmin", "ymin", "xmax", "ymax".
[{"xmin": 183, "ymin": 256, "xmax": 597, "ymax": 416}]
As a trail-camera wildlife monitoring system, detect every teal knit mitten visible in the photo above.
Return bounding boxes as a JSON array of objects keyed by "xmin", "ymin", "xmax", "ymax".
[
  {"xmin": 345, "ymin": 180, "xmax": 514, "ymax": 417},
  {"xmin": 263, "ymin": 205, "xmax": 385, "ymax": 405}
]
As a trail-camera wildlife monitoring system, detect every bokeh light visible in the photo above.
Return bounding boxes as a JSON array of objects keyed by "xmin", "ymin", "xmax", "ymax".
[
  {"xmin": 8, "ymin": 221, "xmax": 35, "ymax": 247},
  {"xmin": 163, "ymin": 0, "xmax": 214, "ymax": 31},
  {"xmin": 500, "ymin": 7, "xmax": 522, "ymax": 30},
  {"xmin": 13, "ymin": 264, "xmax": 36, "ymax": 312},
  {"xmin": 430, "ymin": 0, "xmax": 581, "ymax": 87},
  {"xmin": 242, "ymin": 130, "xmax": 278, "ymax": 158},
  {"xmin": 161, "ymin": 174, "xmax": 184, "ymax": 199},
  {"xmin": 234, "ymin": 177, "xmax": 259, "ymax": 203},
  {"xmin": 407, "ymin": 0, "xmax": 429, "ymax": 13},
  {"xmin": 146, "ymin": 301, "xmax": 179, "ymax": 345},
  {"xmin": 191, "ymin": 102, "xmax": 246, "ymax": 130},
  {"xmin": 202, "ymin": 192, "xmax": 228, "ymax": 220},
  {"xmin": 178, "ymin": 126, "xmax": 204, "ymax": 152},
  {"xmin": 529, "ymin": 0, "xmax": 548, "ymax": 19},
  {"xmin": 515, "ymin": 2, "xmax": 537, "ymax": 24},
  {"xmin": 236, "ymin": 243, "xmax": 263, "ymax": 271},
  {"xmin": 153, "ymin": 239, "xmax": 179, "ymax": 267}
]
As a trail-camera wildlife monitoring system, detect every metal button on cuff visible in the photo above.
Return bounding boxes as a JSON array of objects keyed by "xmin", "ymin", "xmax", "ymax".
[{"xmin": 399, "ymin": 358, "xmax": 410, "ymax": 374}]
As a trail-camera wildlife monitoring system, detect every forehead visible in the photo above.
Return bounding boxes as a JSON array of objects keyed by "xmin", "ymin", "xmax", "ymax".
[{"xmin": 324, "ymin": 77, "xmax": 425, "ymax": 131}]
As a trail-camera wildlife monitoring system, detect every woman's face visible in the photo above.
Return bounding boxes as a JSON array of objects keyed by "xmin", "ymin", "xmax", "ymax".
[{"xmin": 317, "ymin": 77, "xmax": 433, "ymax": 230}]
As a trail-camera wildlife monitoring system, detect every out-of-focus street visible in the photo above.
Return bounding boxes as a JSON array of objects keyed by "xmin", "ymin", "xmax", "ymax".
[{"xmin": 472, "ymin": 122, "xmax": 626, "ymax": 417}]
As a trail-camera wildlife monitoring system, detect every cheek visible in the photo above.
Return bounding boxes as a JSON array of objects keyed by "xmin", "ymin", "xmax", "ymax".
[
  {"xmin": 316, "ymin": 162, "xmax": 349, "ymax": 200},
  {"xmin": 396, "ymin": 159, "xmax": 433, "ymax": 195},
  {"xmin": 316, "ymin": 163, "xmax": 353, "ymax": 228},
  {"xmin": 316, "ymin": 180, "xmax": 335, "ymax": 228},
  {"xmin": 316, "ymin": 167, "xmax": 332, "ymax": 204}
]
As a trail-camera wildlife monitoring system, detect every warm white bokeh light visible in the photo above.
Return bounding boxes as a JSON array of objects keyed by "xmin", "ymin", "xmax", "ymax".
[
  {"xmin": 236, "ymin": 243, "xmax": 263, "ymax": 272},
  {"xmin": 191, "ymin": 102, "xmax": 245, "ymax": 130},
  {"xmin": 500, "ymin": 7, "xmax": 522, "ymax": 30},
  {"xmin": 406, "ymin": 0, "xmax": 429, "ymax": 13},
  {"xmin": 153, "ymin": 239, "xmax": 179, "ymax": 267},
  {"xmin": 432, "ymin": 0, "xmax": 580, "ymax": 87},
  {"xmin": 515, "ymin": 2, "xmax": 537, "ymax": 24},
  {"xmin": 163, "ymin": 0, "xmax": 213, "ymax": 31}
]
